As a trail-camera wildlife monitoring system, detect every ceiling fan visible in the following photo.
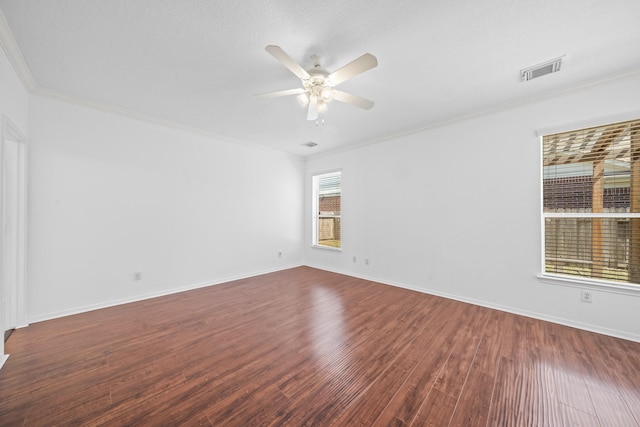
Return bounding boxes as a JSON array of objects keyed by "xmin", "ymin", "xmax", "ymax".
[{"xmin": 256, "ymin": 45, "xmax": 378, "ymax": 121}]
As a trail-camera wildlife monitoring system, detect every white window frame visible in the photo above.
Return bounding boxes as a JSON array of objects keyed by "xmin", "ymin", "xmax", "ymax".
[
  {"xmin": 537, "ymin": 113, "xmax": 640, "ymax": 296},
  {"xmin": 312, "ymin": 170, "xmax": 342, "ymax": 251}
]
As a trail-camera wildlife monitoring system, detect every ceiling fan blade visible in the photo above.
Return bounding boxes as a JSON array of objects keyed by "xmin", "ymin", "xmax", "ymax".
[
  {"xmin": 255, "ymin": 88, "xmax": 306, "ymax": 98},
  {"xmin": 327, "ymin": 53, "xmax": 378, "ymax": 86},
  {"xmin": 265, "ymin": 45, "xmax": 310, "ymax": 80},
  {"xmin": 332, "ymin": 90, "xmax": 375, "ymax": 110},
  {"xmin": 307, "ymin": 96, "xmax": 318, "ymax": 121}
]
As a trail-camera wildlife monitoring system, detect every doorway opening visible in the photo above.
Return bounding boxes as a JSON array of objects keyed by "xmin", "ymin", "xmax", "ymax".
[{"xmin": 1, "ymin": 115, "xmax": 27, "ymax": 361}]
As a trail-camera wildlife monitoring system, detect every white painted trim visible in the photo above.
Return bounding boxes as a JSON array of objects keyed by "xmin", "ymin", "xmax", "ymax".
[
  {"xmin": 1, "ymin": 9, "xmax": 296, "ymax": 161},
  {"xmin": 3, "ymin": 3, "xmax": 639, "ymax": 163},
  {"xmin": 27, "ymin": 264, "xmax": 303, "ymax": 324},
  {"xmin": 544, "ymin": 212, "xmax": 640, "ymax": 218},
  {"xmin": 1, "ymin": 116, "xmax": 28, "ymax": 361},
  {"xmin": 539, "ymin": 135, "xmax": 546, "ymax": 291},
  {"xmin": 305, "ymin": 264, "xmax": 640, "ymax": 343},
  {"xmin": 311, "ymin": 245, "xmax": 342, "ymax": 252},
  {"xmin": 537, "ymin": 274, "xmax": 640, "ymax": 297},
  {"xmin": 2, "ymin": 116, "xmax": 28, "ymax": 328},
  {"xmin": 0, "ymin": 12, "xmax": 301, "ymax": 162},
  {"xmin": 535, "ymin": 110, "xmax": 640, "ymax": 137},
  {"xmin": 32, "ymin": 89, "xmax": 302, "ymax": 160},
  {"xmin": 311, "ymin": 169, "xmax": 342, "ymax": 249},
  {"xmin": 307, "ymin": 69, "xmax": 640, "ymax": 161},
  {"xmin": 0, "ymin": 10, "xmax": 36, "ymax": 90},
  {"xmin": 0, "ymin": 354, "xmax": 8, "ymax": 371},
  {"xmin": 538, "ymin": 115, "xmax": 640, "ymax": 295},
  {"xmin": 5, "ymin": 1, "xmax": 638, "ymax": 163}
]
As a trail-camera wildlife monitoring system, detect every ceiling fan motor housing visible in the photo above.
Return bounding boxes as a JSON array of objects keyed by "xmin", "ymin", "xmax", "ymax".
[{"xmin": 258, "ymin": 45, "xmax": 377, "ymax": 120}]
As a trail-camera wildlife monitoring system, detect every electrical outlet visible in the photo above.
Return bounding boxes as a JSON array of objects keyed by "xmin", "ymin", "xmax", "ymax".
[
  {"xmin": 353, "ymin": 256, "xmax": 357, "ymax": 263},
  {"xmin": 133, "ymin": 272, "xmax": 142, "ymax": 281},
  {"xmin": 278, "ymin": 252, "xmax": 282, "ymax": 258},
  {"xmin": 580, "ymin": 290, "xmax": 592, "ymax": 303},
  {"xmin": 365, "ymin": 258, "xmax": 369, "ymax": 265}
]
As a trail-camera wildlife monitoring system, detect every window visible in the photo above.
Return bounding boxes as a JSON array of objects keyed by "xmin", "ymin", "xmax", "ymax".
[
  {"xmin": 542, "ymin": 118, "xmax": 640, "ymax": 286},
  {"xmin": 312, "ymin": 171, "xmax": 341, "ymax": 249}
]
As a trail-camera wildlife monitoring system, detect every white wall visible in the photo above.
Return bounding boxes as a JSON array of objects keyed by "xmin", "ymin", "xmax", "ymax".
[
  {"xmin": 0, "ymin": 43, "xmax": 28, "ymax": 361},
  {"xmin": 6, "ymin": 38, "xmax": 640, "ymax": 348},
  {"xmin": 305, "ymin": 72, "xmax": 640, "ymax": 342},
  {"xmin": 27, "ymin": 94, "xmax": 304, "ymax": 322}
]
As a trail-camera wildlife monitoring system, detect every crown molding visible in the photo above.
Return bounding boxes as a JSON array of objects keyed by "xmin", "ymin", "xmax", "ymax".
[
  {"xmin": 0, "ymin": 7, "xmax": 301, "ymax": 160},
  {"xmin": 32, "ymin": 87, "xmax": 302, "ymax": 160},
  {"xmin": 306, "ymin": 67, "xmax": 640, "ymax": 161},
  {"xmin": 0, "ymin": 9, "xmax": 36, "ymax": 91}
]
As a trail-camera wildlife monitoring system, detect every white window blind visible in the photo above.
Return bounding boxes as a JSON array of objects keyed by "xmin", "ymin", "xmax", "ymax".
[{"xmin": 542, "ymin": 118, "xmax": 640, "ymax": 285}]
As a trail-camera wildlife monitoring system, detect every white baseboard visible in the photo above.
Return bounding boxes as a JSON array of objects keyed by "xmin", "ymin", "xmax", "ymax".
[
  {"xmin": 307, "ymin": 265, "xmax": 640, "ymax": 344},
  {"xmin": 28, "ymin": 264, "xmax": 303, "ymax": 324},
  {"xmin": 26, "ymin": 263, "xmax": 640, "ymax": 344}
]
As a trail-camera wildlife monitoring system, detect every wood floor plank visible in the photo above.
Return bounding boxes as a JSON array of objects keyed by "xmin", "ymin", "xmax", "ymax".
[
  {"xmin": 371, "ymin": 304, "xmax": 484, "ymax": 426},
  {"xmin": 410, "ymin": 310, "xmax": 487, "ymax": 426},
  {"xmin": 273, "ymin": 288, "xmax": 440, "ymax": 426},
  {"xmin": 411, "ymin": 389, "xmax": 458, "ymax": 427},
  {"xmin": 486, "ymin": 356, "xmax": 523, "ymax": 426},
  {"xmin": 526, "ymin": 335, "xmax": 564, "ymax": 426},
  {"xmin": 448, "ymin": 370, "xmax": 495, "ymax": 427},
  {"xmin": 587, "ymin": 385, "xmax": 639, "ymax": 427},
  {"xmin": 1, "ymin": 266, "xmax": 640, "ymax": 426},
  {"xmin": 448, "ymin": 309, "xmax": 505, "ymax": 427},
  {"xmin": 330, "ymin": 298, "xmax": 456, "ymax": 426}
]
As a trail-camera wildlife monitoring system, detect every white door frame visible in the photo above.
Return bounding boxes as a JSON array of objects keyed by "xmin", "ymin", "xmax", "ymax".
[{"xmin": 1, "ymin": 114, "xmax": 27, "ymax": 365}]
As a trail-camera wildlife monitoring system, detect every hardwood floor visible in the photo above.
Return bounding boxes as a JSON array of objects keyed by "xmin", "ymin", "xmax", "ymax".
[{"xmin": 1, "ymin": 266, "xmax": 640, "ymax": 426}]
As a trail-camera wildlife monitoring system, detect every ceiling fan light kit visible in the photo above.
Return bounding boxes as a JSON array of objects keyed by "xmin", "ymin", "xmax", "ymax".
[{"xmin": 257, "ymin": 45, "xmax": 378, "ymax": 121}]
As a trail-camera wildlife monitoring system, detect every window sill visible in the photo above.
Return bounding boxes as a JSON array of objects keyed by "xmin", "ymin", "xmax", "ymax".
[
  {"xmin": 312, "ymin": 245, "xmax": 342, "ymax": 252},
  {"xmin": 537, "ymin": 273, "xmax": 640, "ymax": 296}
]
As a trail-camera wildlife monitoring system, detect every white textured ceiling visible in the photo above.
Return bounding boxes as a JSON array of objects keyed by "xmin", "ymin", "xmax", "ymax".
[{"xmin": 1, "ymin": 0, "xmax": 639, "ymax": 157}]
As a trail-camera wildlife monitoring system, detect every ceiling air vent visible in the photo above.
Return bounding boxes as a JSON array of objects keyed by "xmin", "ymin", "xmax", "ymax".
[
  {"xmin": 302, "ymin": 141, "xmax": 318, "ymax": 148},
  {"xmin": 521, "ymin": 56, "xmax": 564, "ymax": 82}
]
